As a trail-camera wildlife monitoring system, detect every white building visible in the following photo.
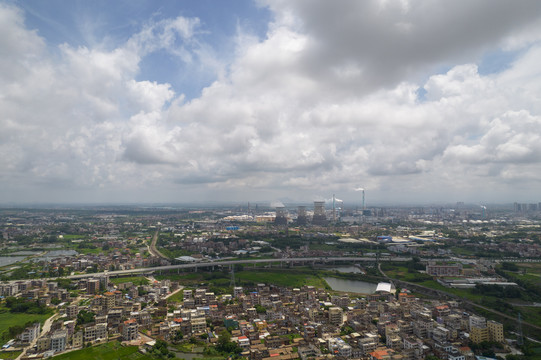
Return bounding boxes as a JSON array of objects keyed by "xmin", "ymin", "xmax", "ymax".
[
  {"xmin": 50, "ymin": 330, "xmax": 68, "ymax": 353},
  {"xmin": 18, "ymin": 323, "xmax": 40, "ymax": 343}
]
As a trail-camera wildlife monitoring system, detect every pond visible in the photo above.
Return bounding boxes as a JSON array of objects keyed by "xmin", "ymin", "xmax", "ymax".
[
  {"xmin": 0, "ymin": 256, "xmax": 26, "ymax": 267},
  {"xmin": 324, "ymin": 277, "xmax": 378, "ymax": 294},
  {"xmin": 31, "ymin": 250, "xmax": 78, "ymax": 262},
  {"xmin": 169, "ymin": 346, "xmax": 205, "ymax": 360}
]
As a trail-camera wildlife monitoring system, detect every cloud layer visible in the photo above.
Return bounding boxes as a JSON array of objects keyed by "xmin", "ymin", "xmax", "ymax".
[{"xmin": 2, "ymin": 1, "xmax": 541, "ymax": 204}]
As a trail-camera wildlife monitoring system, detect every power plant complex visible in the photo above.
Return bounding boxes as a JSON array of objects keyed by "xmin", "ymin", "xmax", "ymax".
[{"xmin": 272, "ymin": 191, "xmax": 370, "ymax": 226}]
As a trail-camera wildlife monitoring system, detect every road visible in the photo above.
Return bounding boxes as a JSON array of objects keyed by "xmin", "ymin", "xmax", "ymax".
[
  {"xmin": 148, "ymin": 228, "xmax": 168, "ymax": 260},
  {"xmin": 48, "ymin": 256, "xmax": 410, "ymax": 280},
  {"xmin": 16, "ymin": 313, "xmax": 57, "ymax": 360}
]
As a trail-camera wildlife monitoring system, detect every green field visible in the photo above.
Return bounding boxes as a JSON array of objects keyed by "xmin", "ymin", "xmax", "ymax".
[
  {"xmin": 236, "ymin": 269, "xmax": 328, "ymax": 288},
  {"xmin": 110, "ymin": 276, "xmax": 149, "ymax": 285},
  {"xmin": 519, "ymin": 264, "xmax": 541, "ymax": 274},
  {"xmin": 158, "ymin": 248, "xmax": 193, "ymax": 259},
  {"xmin": 449, "ymin": 246, "xmax": 476, "ymax": 256},
  {"xmin": 0, "ymin": 312, "xmax": 52, "ymax": 341},
  {"xmin": 154, "ymin": 273, "xmax": 202, "ymax": 284},
  {"xmin": 0, "ymin": 350, "xmax": 22, "ymax": 359},
  {"xmin": 166, "ymin": 290, "xmax": 185, "ymax": 303},
  {"xmin": 61, "ymin": 234, "xmax": 88, "ymax": 240},
  {"xmin": 52, "ymin": 341, "xmax": 154, "ymax": 360},
  {"xmin": 155, "ymin": 268, "xmax": 328, "ymax": 291}
]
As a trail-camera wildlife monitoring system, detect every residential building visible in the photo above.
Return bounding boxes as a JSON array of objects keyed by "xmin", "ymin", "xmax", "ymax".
[
  {"xmin": 122, "ymin": 319, "xmax": 139, "ymax": 341},
  {"xmin": 487, "ymin": 320, "xmax": 504, "ymax": 343},
  {"xmin": 17, "ymin": 323, "xmax": 40, "ymax": 344},
  {"xmin": 328, "ymin": 306, "xmax": 343, "ymax": 326},
  {"xmin": 50, "ymin": 330, "xmax": 68, "ymax": 353}
]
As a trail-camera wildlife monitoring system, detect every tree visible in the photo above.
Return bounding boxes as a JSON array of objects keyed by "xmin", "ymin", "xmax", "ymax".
[
  {"xmin": 217, "ymin": 329, "xmax": 231, "ymax": 348},
  {"xmin": 255, "ymin": 304, "xmax": 267, "ymax": 314},
  {"xmin": 51, "ymin": 298, "xmax": 61, "ymax": 305},
  {"xmin": 7, "ymin": 325, "xmax": 25, "ymax": 339},
  {"xmin": 171, "ymin": 330, "xmax": 183, "ymax": 343},
  {"xmin": 77, "ymin": 310, "xmax": 95, "ymax": 325},
  {"xmin": 216, "ymin": 329, "xmax": 242, "ymax": 355},
  {"xmin": 501, "ymin": 262, "xmax": 519, "ymax": 272}
]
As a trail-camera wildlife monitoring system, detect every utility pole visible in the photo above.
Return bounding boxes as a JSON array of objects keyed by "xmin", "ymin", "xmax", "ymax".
[
  {"xmin": 517, "ymin": 313, "xmax": 524, "ymax": 346},
  {"xmin": 230, "ymin": 266, "xmax": 236, "ymax": 288}
]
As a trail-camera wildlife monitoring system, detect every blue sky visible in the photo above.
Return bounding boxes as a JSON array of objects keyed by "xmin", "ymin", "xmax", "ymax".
[
  {"xmin": 15, "ymin": 0, "xmax": 271, "ymax": 99},
  {"xmin": 2, "ymin": 0, "xmax": 541, "ymax": 205}
]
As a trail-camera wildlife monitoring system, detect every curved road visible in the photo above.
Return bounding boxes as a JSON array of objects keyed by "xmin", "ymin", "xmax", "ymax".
[
  {"xmin": 148, "ymin": 228, "xmax": 168, "ymax": 260},
  {"xmin": 16, "ymin": 313, "xmax": 57, "ymax": 360}
]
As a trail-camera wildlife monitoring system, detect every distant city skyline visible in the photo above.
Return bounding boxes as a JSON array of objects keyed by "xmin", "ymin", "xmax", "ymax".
[{"xmin": 2, "ymin": 1, "xmax": 541, "ymax": 204}]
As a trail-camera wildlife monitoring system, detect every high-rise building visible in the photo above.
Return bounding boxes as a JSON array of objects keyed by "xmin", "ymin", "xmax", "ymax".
[{"xmin": 312, "ymin": 201, "xmax": 327, "ymax": 225}]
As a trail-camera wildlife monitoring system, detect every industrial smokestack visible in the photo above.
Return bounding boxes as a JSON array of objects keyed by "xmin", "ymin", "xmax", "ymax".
[
  {"xmin": 355, "ymin": 187, "xmax": 365, "ymax": 211},
  {"xmin": 333, "ymin": 194, "xmax": 336, "ymax": 222}
]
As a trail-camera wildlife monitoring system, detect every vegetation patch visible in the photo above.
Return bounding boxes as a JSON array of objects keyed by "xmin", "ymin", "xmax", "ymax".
[
  {"xmin": 0, "ymin": 311, "xmax": 52, "ymax": 341},
  {"xmin": 235, "ymin": 269, "xmax": 327, "ymax": 288},
  {"xmin": 110, "ymin": 276, "xmax": 149, "ymax": 285},
  {"xmin": 0, "ymin": 350, "xmax": 22, "ymax": 359},
  {"xmin": 52, "ymin": 341, "xmax": 155, "ymax": 360}
]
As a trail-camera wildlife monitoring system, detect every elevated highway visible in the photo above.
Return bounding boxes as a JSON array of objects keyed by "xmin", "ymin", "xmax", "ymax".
[{"xmin": 62, "ymin": 256, "xmax": 411, "ymax": 280}]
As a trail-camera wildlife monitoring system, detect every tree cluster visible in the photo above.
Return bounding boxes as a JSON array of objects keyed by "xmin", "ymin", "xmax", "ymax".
[{"xmin": 4, "ymin": 297, "xmax": 49, "ymax": 314}]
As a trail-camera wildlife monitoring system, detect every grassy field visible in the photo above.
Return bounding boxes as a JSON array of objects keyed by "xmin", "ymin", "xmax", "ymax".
[
  {"xmin": 166, "ymin": 290, "xmax": 185, "ymax": 303},
  {"xmin": 0, "ymin": 312, "xmax": 52, "ymax": 341},
  {"xmin": 110, "ymin": 276, "xmax": 149, "ymax": 285},
  {"xmin": 158, "ymin": 248, "xmax": 193, "ymax": 259},
  {"xmin": 61, "ymin": 234, "xmax": 88, "ymax": 240},
  {"xmin": 154, "ymin": 273, "xmax": 203, "ymax": 285},
  {"xmin": 155, "ymin": 268, "xmax": 329, "ymax": 291},
  {"xmin": 53, "ymin": 341, "xmax": 154, "ymax": 360},
  {"xmin": 236, "ymin": 269, "xmax": 328, "ymax": 288},
  {"xmin": 0, "ymin": 350, "xmax": 22, "ymax": 359},
  {"xmin": 449, "ymin": 246, "xmax": 476, "ymax": 256},
  {"xmin": 516, "ymin": 306, "xmax": 541, "ymax": 329}
]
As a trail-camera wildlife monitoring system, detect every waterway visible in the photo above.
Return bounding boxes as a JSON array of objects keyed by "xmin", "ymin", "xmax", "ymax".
[{"xmin": 323, "ymin": 277, "xmax": 378, "ymax": 294}]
